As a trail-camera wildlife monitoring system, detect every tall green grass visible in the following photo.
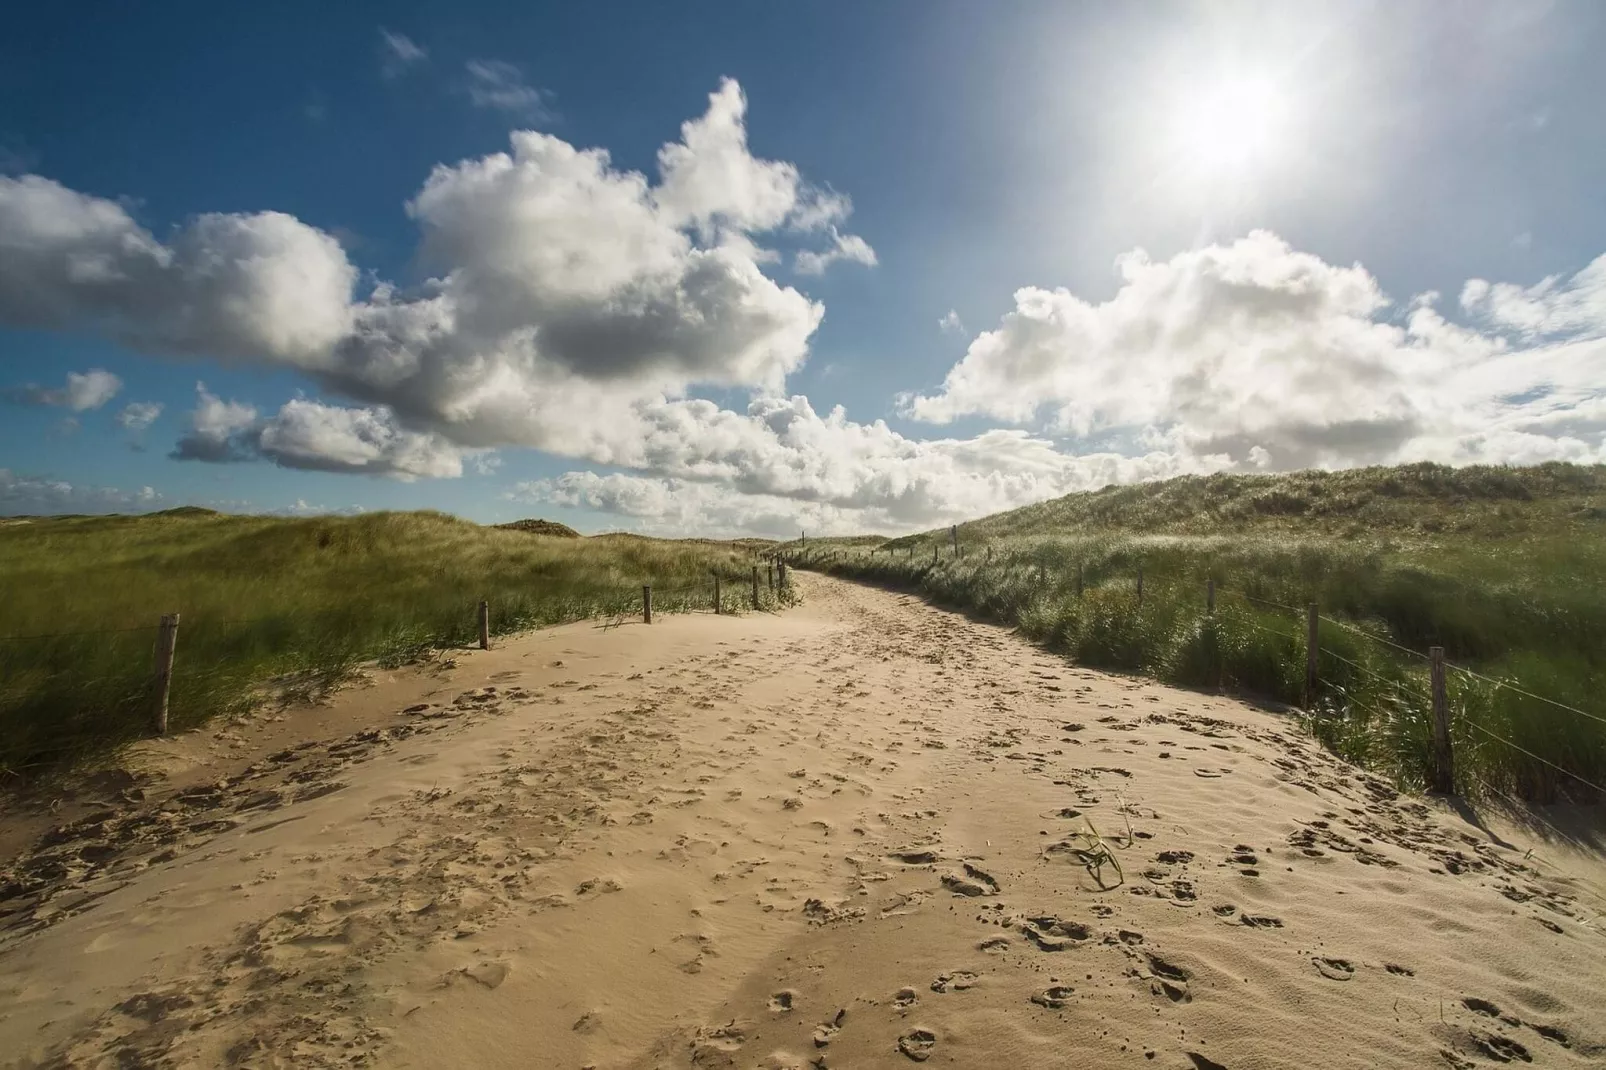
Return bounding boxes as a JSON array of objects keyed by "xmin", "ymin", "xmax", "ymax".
[
  {"xmin": 0, "ymin": 510, "xmax": 787, "ymax": 777},
  {"xmin": 798, "ymin": 531, "xmax": 1606, "ymax": 803}
]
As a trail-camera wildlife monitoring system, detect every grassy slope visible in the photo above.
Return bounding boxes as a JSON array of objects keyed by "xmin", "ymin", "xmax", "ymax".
[
  {"xmin": 0, "ymin": 511, "xmax": 781, "ymax": 776},
  {"xmin": 802, "ymin": 462, "xmax": 1606, "ymax": 802}
]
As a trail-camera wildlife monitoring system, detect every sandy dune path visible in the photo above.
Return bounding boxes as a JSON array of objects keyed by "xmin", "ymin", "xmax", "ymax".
[{"xmin": 2, "ymin": 574, "xmax": 1603, "ymax": 1069}]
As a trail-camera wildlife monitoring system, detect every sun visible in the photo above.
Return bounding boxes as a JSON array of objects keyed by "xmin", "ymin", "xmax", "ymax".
[{"xmin": 1168, "ymin": 73, "xmax": 1287, "ymax": 184}]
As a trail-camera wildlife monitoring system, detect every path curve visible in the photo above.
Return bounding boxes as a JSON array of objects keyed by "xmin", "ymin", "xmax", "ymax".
[{"xmin": 2, "ymin": 573, "xmax": 1602, "ymax": 1068}]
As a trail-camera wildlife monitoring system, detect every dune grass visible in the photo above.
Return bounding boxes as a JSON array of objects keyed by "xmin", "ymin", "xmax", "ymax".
[
  {"xmin": 798, "ymin": 463, "xmax": 1606, "ymax": 803},
  {"xmin": 0, "ymin": 510, "xmax": 785, "ymax": 778}
]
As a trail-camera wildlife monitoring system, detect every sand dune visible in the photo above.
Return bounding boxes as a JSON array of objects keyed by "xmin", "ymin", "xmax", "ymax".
[{"xmin": 1, "ymin": 574, "xmax": 1602, "ymax": 1068}]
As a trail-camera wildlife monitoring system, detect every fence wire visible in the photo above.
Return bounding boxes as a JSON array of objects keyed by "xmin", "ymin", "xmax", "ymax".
[
  {"xmin": 2, "ymin": 567, "xmax": 786, "ymax": 774},
  {"xmin": 1464, "ymin": 721, "xmax": 1606, "ymax": 795},
  {"xmin": 1449, "ymin": 665, "xmax": 1606, "ymax": 728}
]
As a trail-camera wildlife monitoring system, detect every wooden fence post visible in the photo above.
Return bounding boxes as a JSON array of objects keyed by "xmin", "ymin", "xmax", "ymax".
[
  {"xmin": 643, "ymin": 585, "xmax": 653, "ymax": 624},
  {"xmin": 713, "ymin": 574, "xmax": 722, "ymax": 615},
  {"xmin": 1207, "ymin": 577, "xmax": 1215, "ymax": 614},
  {"xmin": 478, "ymin": 600, "xmax": 490, "ymax": 650},
  {"xmin": 1430, "ymin": 646, "xmax": 1454, "ymax": 794},
  {"xmin": 153, "ymin": 612, "xmax": 179, "ymax": 735},
  {"xmin": 951, "ymin": 525, "xmax": 959, "ymax": 557},
  {"xmin": 1136, "ymin": 565, "xmax": 1144, "ymax": 606},
  {"xmin": 752, "ymin": 565, "xmax": 760, "ymax": 610},
  {"xmin": 778, "ymin": 560, "xmax": 788, "ymax": 590},
  {"xmin": 768, "ymin": 564, "xmax": 774, "ymax": 592},
  {"xmin": 931, "ymin": 544, "xmax": 938, "ymax": 565},
  {"xmin": 1305, "ymin": 603, "xmax": 1319, "ymax": 709}
]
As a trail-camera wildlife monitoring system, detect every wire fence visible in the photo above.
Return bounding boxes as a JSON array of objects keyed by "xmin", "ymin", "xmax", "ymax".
[
  {"xmin": 0, "ymin": 560, "xmax": 798, "ymax": 777},
  {"xmin": 773, "ymin": 538, "xmax": 1605, "ymax": 804}
]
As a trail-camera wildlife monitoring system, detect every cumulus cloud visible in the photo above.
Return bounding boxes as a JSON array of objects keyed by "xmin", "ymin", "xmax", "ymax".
[
  {"xmin": 170, "ymin": 383, "xmax": 259, "ymax": 462},
  {"xmin": 506, "ymin": 393, "xmax": 1193, "ymax": 535},
  {"xmin": 6, "ymin": 78, "xmax": 1606, "ymax": 537},
  {"xmin": 379, "ymin": 29, "xmax": 427, "ymax": 77},
  {"xmin": 465, "ymin": 60, "xmax": 550, "ymax": 118},
  {"xmin": 900, "ymin": 231, "xmax": 1606, "ymax": 473},
  {"xmin": 0, "ymin": 468, "xmax": 159, "ymax": 516},
  {"xmin": 170, "ymin": 383, "xmax": 466, "ymax": 479},
  {"xmin": 3, "ymin": 368, "xmax": 122, "ymax": 410},
  {"xmin": 116, "ymin": 400, "xmax": 163, "ymax": 431},
  {"xmin": 0, "ymin": 81, "xmax": 877, "ymax": 480},
  {"xmin": 0, "ymin": 175, "xmax": 356, "ymax": 362}
]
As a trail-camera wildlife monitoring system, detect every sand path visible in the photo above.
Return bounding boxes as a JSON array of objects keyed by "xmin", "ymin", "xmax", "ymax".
[{"xmin": 2, "ymin": 573, "xmax": 1602, "ymax": 1069}]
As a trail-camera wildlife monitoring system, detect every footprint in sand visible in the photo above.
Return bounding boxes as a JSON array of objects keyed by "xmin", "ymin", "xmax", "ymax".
[
  {"xmin": 892, "ymin": 987, "xmax": 920, "ymax": 1010},
  {"xmin": 940, "ymin": 863, "xmax": 999, "ymax": 897},
  {"xmin": 1024, "ymin": 916, "xmax": 1092, "ymax": 951},
  {"xmin": 811, "ymin": 1009, "xmax": 846, "ymax": 1048},
  {"xmin": 1312, "ymin": 957, "xmax": 1354, "ymax": 981},
  {"xmin": 897, "ymin": 1028, "xmax": 937, "ymax": 1062},
  {"xmin": 768, "ymin": 990, "xmax": 796, "ymax": 1012},
  {"xmin": 1457, "ymin": 1030, "xmax": 1531, "ymax": 1064},
  {"xmin": 1030, "ymin": 985, "xmax": 1075, "ymax": 1009},
  {"xmin": 1239, "ymin": 914, "xmax": 1283, "ymax": 928},
  {"xmin": 457, "ymin": 961, "xmax": 510, "ymax": 989},
  {"xmin": 930, "ymin": 971, "xmax": 977, "ymax": 993},
  {"xmin": 1146, "ymin": 954, "xmax": 1192, "ymax": 1002}
]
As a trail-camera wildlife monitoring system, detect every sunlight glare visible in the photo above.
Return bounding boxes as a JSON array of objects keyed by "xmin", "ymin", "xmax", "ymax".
[{"xmin": 1169, "ymin": 73, "xmax": 1287, "ymax": 184}]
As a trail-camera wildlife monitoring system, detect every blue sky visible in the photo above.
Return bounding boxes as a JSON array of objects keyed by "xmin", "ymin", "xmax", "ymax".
[{"xmin": 3, "ymin": 0, "xmax": 1605, "ymax": 534}]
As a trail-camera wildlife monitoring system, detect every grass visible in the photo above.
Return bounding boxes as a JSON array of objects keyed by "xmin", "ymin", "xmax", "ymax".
[
  {"xmin": 795, "ymin": 462, "xmax": 1606, "ymax": 803},
  {"xmin": 0, "ymin": 510, "xmax": 788, "ymax": 778}
]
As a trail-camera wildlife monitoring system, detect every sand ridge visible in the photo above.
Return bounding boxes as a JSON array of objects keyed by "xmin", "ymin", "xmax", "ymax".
[{"xmin": 0, "ymin": 574, "xmax": 1602, "ymax": 1068}]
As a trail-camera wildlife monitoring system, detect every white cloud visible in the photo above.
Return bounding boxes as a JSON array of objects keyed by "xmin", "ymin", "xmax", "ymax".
[
  {"xmin": 0, "ymin": 468, "xmax": 161, "ymax": 516},
  {"xmin": 170, "ymin": 383, "xmax": 467, "ymax": 479},
  {"xmin": 504, "ymin": 392, "xmax": 1194, "ymax": 535},
  {"xmin": 511, "ymin": 424, "xmax": 1191, "ymax": 538},
  {"xmin": 116, "ymin": 400, "xmax": 163, "ymax": 431},
  {"xmin": 465, "ymin": 60, "xmax": 549, "ymax": 118},
  {"xmin": 3, "ymin": 368, "xmax": 122, "ymax": 410},
  {"xmin": 276, "ymin": 499, "xmax": 366, "ymax": 517},
  {"xmin": 794, "ymin": 227, "xmax": 877, "ymax": 275},
  {"xmin": 380, "ymin": 29, "xmax": 427, "ymax": 77},
  {"xmin": 0, "ymin": 82, "xmax": 872, "ymax": 469},
  {"xmin": 900, "ymin": 231, "xmax": 1606, "ymax": 473},
  {"xmin": 0, "ymin": 175, "xmax": 356, "ymax": 362},
  {"xmin": 5, "ymin": 80, "xmax": 1606, "ymax": 537},
  {"xmin": 170, "ymin": 383, "xmax": 259, "ymax": 462},
  {"xmin": 1460, "ymin": 253, "xmax": 1606, "ymax": 341},
  {"xmin": 65, "ymin": 369, "xmax": 123, "ymax": 410},
  {"xmin": 786, "ymin": 187, "xmax": 853, "ymax": 233},
  {"xmin": 938, "ymin": 309, "xmax": 965, "ymax": 335}
]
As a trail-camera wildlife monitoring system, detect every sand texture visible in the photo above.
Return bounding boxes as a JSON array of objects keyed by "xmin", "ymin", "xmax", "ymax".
[{"xmin": 2, "ymin": 574, "xmax": 1602, "ymax": 1069}]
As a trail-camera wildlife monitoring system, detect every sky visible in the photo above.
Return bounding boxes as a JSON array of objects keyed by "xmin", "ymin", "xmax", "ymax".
[{"xmin": 3, "ymin": 0, "xmax": 1605, "ymax": 535}]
